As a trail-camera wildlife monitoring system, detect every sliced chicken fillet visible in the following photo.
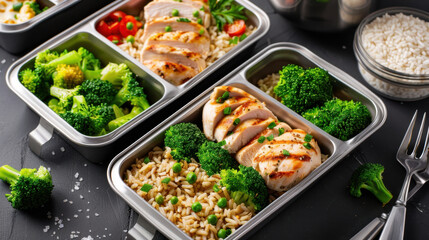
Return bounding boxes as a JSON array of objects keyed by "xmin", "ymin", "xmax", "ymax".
[
  {"xmin": 145, "ymin": 32, "xmax": 210, "ymax": 58},
  {"xmin": 222, "ymin": 118, "xmax": 277, "ymax": 153},
  {"xmin": 145, "ymin": 1, "xmax": 210, "ymax": 28},
  {"xmin": 140, "ymin": 17, "xmax": 209, "ymax": 43},
  {"xmin": 142, "ymin": 60, "xmax": 198, "ymax": 85},
  {"xmin": 209, "ymin": 86, "xmax": 258, "ymax": 102},
  {"xmin": 252, "ymin": 129, "xmax": 322, "ymax": 191},
  {"xmin": 213, "ymin": 100, "xmax": 277, "ymax": 142},
  {"xmin": 235, "ymin": 122, "xmax": 291, "ymax": 167},
  {"xmin": 142, "ymin": 44, "xmax": 206, "ymax": 71},
  {"xmin": 202, "ymin": 97, "xmax": 253, "ymax": 140}
]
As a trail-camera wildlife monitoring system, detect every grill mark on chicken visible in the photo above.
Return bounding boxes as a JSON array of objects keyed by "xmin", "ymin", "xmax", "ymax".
[
  {"xmin": 253, "ymin": 153, "xmax": 311, "ymax": 163},
  {"xmin": 269, "ymin": 171, "xmax": 295, "ymax": 179}
]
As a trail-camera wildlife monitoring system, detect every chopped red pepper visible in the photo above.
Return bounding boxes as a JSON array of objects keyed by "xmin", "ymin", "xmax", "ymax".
[
  {"xmin": 108, "ymin": 10, "xmax": 127, "ymax": 22},
  {"xmin": 96, "ymin": 20, "xmax": 111, "ymax": 37},
  {"xmin": 107, "ymin": 35, "xmax": 123, "ymax": 45},
  {"xmin": 119, "ymin": 15, "xmax": 139, "ymax": 38}
]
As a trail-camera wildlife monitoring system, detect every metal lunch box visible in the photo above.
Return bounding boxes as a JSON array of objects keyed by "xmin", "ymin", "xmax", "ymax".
[
  {"xmin": 5, "ymin": 0, "xmax": 269, "ymax": 163},
  {"xmin": 107, "ymin": 42, "xmax": 387, "ymax": 240},
  {"xmin": 0, "ymin": 0, "xmax": 81, "ymax": 54}
]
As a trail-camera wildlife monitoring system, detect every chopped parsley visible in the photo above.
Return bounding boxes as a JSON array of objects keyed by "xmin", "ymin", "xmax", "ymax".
[
  {"xmin": 161, "ymin": 177, "xmax": 171, "ymax": 184},
  {"xmin": 304, "ymin": 134, "xmax": 313, "ymax": 142},
  {"xmin": 267, "ymin": 134, "xmax": 274, "ymax": 141},
  {"xmin": 282, "ymin": 149, "xmax": 290, "ymax": 156},
  {"xmin": 233, "ymin": 118, "xmax": 240, "ymax": 125},
  {"xmin": 268, "ymin": 122, "xmax": 276, "ymax": 129},
  {"xmin": 208, "ymin": 0, "xmax": 247, "ymax": 31},
  {"xmin": 143, "ymin": 157, "xmax": 150, "ymax": 164},
  {"xmin": 140, "ymin": 184, "xmax": 153, "ymax": 192},
  {"xmin": 223, "ymin": 107, "xmax": 232, "ymax": 115},
  {"xmin": 278, "ymin": 128, "xmax": 285, "ymax": 136},
  {"xmin": 303, "ymin": 142, "xmax": 312, "ymax": 149},
  {"xmin": 257, "ymin": 136, "xmax": 265, "ymax": 143}
]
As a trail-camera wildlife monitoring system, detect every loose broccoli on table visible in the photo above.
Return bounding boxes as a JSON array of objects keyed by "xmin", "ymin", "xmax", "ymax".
[
  {"xmin": 302, "ymin": 98, "xmax": 372, "ymax": 141},
  {"xmin": 220, "ymin": 165, "xmax": 269, "ymax": 211},
  {"xmin": 0, "ymin": 165, "xmax": 53, "ymax": 210},
  {"xmin": 164, "ymin": 123, "xmax": 207, "ymax": 162},
  {"xmin": 273, "ymin": 64, "xmax": 333, "ymax": 114},
  {"xmin": 60, "ymin": 95, "xmax": 115, "ymax": 136},
  {"xmin": 349, "ymin": 163, "xmax": 393, "ymax": 205},
  {"xmin": 197, "ymin": 141, "xmax": 238, "ymax": 176}
]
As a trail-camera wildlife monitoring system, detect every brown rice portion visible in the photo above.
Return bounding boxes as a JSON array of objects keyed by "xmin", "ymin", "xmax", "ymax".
[{"xmin": 124, "ymin": 146, "xmax": 255, "ymax": 240}]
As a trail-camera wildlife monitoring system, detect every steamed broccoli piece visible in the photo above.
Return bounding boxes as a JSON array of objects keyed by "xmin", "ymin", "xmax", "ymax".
[
  {"xmin": 112, "ymin": 76, "xmax": 150, "ymax": 110},
  {"xmin": 47, "ymin": 98, "xmax": 64, "ymax": 114},
  {"xmin": 349, "ymin": 163, "xmax": 393, "ymax": 205},
  {"xmin": 34, "ymin": 49, "xmax": 59, "ymax": 67},
  {"xmin": 100, "ymin": 63, "xmax": 133, "ymax": 87},
  {"xmin": 0, "ymin": 165, "xmax": 53, "ymax": 210},
  {"xmin": 197, "ymin": 141, "xmax": 238, "ymax": 176},
  {"xmin": 302, "ymin": 98, "xmax": 372, "ymax": 140},
  {"xmin": 19, "ymin": 68, "xmax": 50, "ymax": 100},
  {"xmin": 220, "ymin": 165, "xmax": 269, "ymax": 211},
  {"xmin": 37, "ymin": 50, "xmax": 82, "ymax": 77},
  {"xmin": 107, "ymin": 106, "xmax": 143, "ymax": 132},
  {"xmin": 273, "ymin": 64, "xmax": 333, "ymax": 114},
  {"xmin": 79, "ymin": 79, "xmax": 118, "ymax": 105},
  {"xmin": 164, "ymin": 123, "xmax": 207, "ymax": 162},
  {"xmin": 78, "ymin": 47, "xmax": 102, "ymax": 79},
  {"xmin": 52, "ymin": 64, "xmax": 85, "ymax": 88},
  {"xmin": 50, "ymin": 85, "xmax": 81, "ymax": 112},
  {"xmin": 60, "ymin": 95, "xmax": 115, "ymax": 136},
  {"xmin": 112, "ymin": 104, "xmax": 125, "ymax": 119}
]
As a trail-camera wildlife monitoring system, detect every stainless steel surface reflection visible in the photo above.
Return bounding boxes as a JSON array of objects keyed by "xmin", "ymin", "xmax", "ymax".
[{"xmin": 269, "ymin": 0, "xmax": 375, "ymax": 32}]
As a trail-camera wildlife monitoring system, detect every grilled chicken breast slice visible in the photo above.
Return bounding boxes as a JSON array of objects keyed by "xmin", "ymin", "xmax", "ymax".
[
  {"xmin": 140, "ymin": 17, "xmax": 209, "ymax": 44},
  {"xmin": 209, "ymin": 86, "xmax": 258, "ymax": 102},
  {"xmin": 142, "ymin": 44, "xmax": 206, "ymax": 72},
  {"xmin": 222, "ymin": 118, "xmax": 277, "ymax": 153},
  {"xmin": 145, "ymin": 1, "xmax": 210, "ymax": 28},
  {"xmin": 142, "ymin": 60, "xmax": 198, "ymax": 85},
  {"xmin": 213, "ymin": 100, "xmax": 277, "ymax": 142},
  {"xmin": 202, "ymin": 97, "xmax": 253, "ymax": 140},
  {"xmin": 145, "ymin": 32, "xmax": 210, "ymax": 58},
  {"xmin": 235, "ymin": 122, "xmax": 292, "ymax": 167},
  {"xmin": 252, "ymin": 129, "xmax": 322, "ymax": 191}
]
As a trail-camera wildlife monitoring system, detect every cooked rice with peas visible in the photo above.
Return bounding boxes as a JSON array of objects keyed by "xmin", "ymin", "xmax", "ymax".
[{"xmin": 124, "ymin": 146, "xmax": 255, "ymax": 239}]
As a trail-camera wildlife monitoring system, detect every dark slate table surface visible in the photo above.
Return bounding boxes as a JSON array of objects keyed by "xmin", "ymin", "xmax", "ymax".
[{"xmin": 1, "ymin": 1, "xmax": 429, "ymax": 239}]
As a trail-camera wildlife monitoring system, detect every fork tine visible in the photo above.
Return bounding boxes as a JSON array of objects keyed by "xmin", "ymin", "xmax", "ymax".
[
  {"xmin": 397, "ymin": 110, "xmax": 418, "ymax": 156},
  {"xmin": 411, "ymin": 112, "xmax": 427, "ymax": 157},
  {"xmin": 419, "ymin": 124, "xmax": 429, "ymax": 160}
]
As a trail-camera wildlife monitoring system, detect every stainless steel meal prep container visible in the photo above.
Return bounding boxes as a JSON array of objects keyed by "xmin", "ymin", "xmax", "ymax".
[
  {"xmin": 5, "ymin": 0, "xmax": 269, "ymax": 163},
  {"xmin": 0, "ymin": 0, "xmax": 81, "ymax": 53},
  {"xmin": 107, "ymin": 42, "xmax": 387, "ymax": 240}
]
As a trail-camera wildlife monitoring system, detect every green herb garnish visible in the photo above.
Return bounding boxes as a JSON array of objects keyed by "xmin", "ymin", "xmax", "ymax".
[
  {"xmin": 218, "ymin": 140, "xmax": 226, "ymax": 146},
  {"xmin": 268, "ymin": 122, "xmax": 276, "ymax": 129},
  {"xmin": 161, "ymin": 177, "xmax": 171, "ymax": 184},
  {"xmin": 282, "ymin": 149, "xmax": 290, "ymax": 156},
  {"xmin": 233, "ymin": 118, "xmax": 240, "ymax": 125},
  {"xmin": 304, "ymin": 134, "xmax": 313, "ymax": 142},
  {"xmin": 303, "ymin": 142, "xmax": 312, "ymax": 149},
  {"xmin": 208, "ymin": 0, "xmax": 248, "ymax": 31},
  {"xmin": 229, "ymin": 36, "xmax": 239, "ymax": 44},
  {"xmin": 257, "ymin": 136, "xmax": 265, "ymax": 143},
  {"xmin": 267, "ymin": 134, "xmax": 274, "ymax": 141},
  {"xmin": 140, "ymin": 184, "xmax": 153, "ymax": 192},
  {"xmin": 176, "ymin": 18, "xmax": 191, "ymax": 22},
  {"xmin": 144, "ymin": 157, "xmax": 150, "ymax": 164},
  {"xmin": 223, "ymin": 107, "xmax": 232, "ymax": 115},
  {"xmin": 278, "ymin": 128, "xmax": 285, "ymax": 136}
]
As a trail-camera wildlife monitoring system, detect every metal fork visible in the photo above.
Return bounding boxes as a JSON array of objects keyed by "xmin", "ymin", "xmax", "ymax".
[{"xmin": 378, "ymin": 111, "xmax": 429, "ymax": 240}]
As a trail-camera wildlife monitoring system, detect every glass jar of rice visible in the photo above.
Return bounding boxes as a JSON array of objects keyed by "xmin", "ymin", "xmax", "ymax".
[{"xmin": 353, "ymin": 7, "xmax": 429, "ymax": 101}]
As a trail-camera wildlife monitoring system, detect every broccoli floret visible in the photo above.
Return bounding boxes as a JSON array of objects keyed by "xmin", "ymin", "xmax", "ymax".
[
  {"xmin": 50, "ymin": 85, "xmax": 81, "ymax": 112},
  {"xmin": 112, "ymin": 104, "xmax": 125, "ymax": 119},
  {"xmin": 78, "ymin": 47, "xmax": 102, "ymax": 80},
  {"xmin": 107, "ymin": 106, "xmax": 143, "ymax": 132},
  {"xmin": 220, "ymin": 165, "xmax": 269, "ymax": 211},
  {"xmin": 37, "ymin": 50, "xmax": 82, "ymax": 78},
  {"xmin": 79, "ymin": 79, "xmax": 118, "ymax": 105},
  {"xmin": 0, "ymin": 165, "xmax": 53, "ymax": 210},
  {"xmin": 349, "ymin": 163, "xmax": 392, "ymax": 205},
  {"xmin": 197, "ymin": 141, "xmax": 238, "ymax": 176},
  {"xmin": 34, "ymin": 49, "xmax": 59, "ymax": 67},
  {"xmin": 112, "ymin": 76, "xmax": 150, "ymax": 110},
  {"xmin": 60, "ymin": 95, "xmax": 115, "ymax": 136},
  {"xmin": 164, "ymin": 123, "xmax": 207, "ymax": 162},
  {"xmin": 100, "ymin": 63, "xmax": 133, "ymax": 87},
  {"xmin": 47, "ymin": 98, "xmax": 64, "ymax": 114},
  {"xmin": 302, "ymin": 98, "xmax": 372, "ymax": 140},
  {"xmin": 273, "ymin": 64, "xmax": 333, "ymax": 114},
  {"xmin": 52, "ymin": 64, "xmax": 85, "ymax": 88},
  {"xmin": 19, "ymin": 68, "xmax": 50, "ymax": 100}
]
